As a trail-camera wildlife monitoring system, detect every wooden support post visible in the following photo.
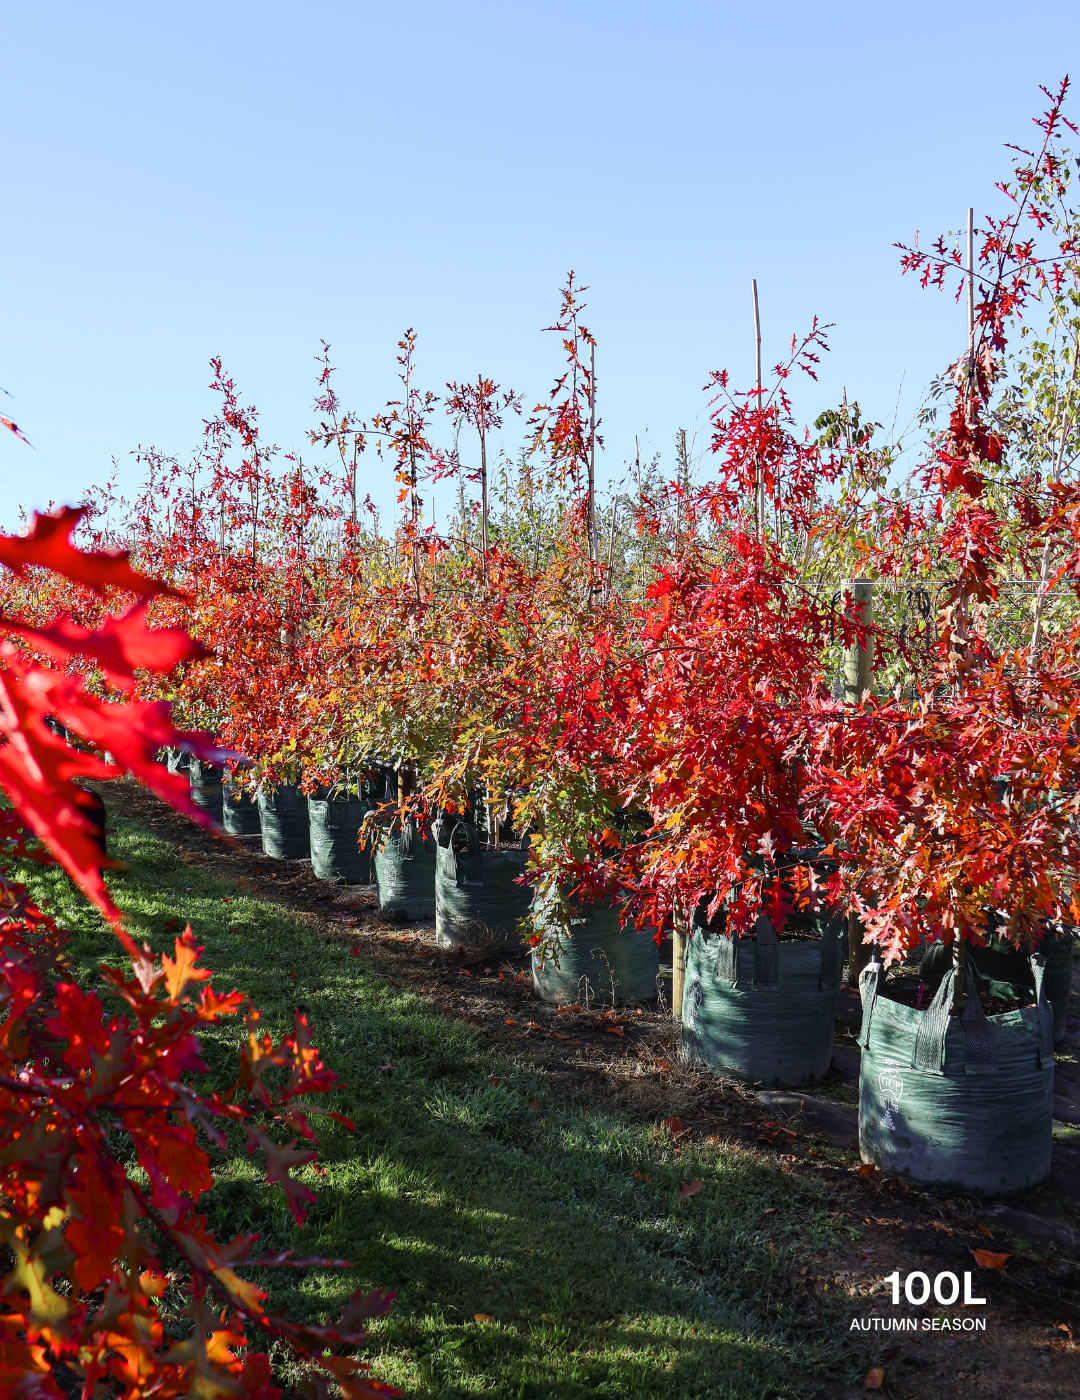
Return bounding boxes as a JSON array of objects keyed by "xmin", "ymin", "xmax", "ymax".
[
  {"xmin": 842, "ymin": 578, "xmax": 874, "ymax": 987},
  {"xmin": 671, "ymin": 909, "xmax": 687, "ymax": 1021},
  {"xmin": 842, "ymin": 578, "xmax": 874, "ymax": 705}
]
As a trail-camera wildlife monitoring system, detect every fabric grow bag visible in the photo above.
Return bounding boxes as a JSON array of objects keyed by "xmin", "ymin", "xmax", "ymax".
[
  {"xmin": 857, "ymin": 957, "xmax": 1054, "ymax": 1196},
  {"xmin": 222, "ymin": 774, "xmax": 261, "ymax": 836},
  {"xmin": 434, "ymin": 820, "xmax": 530, "ymax": 951},
  {"xmin": 680, "ymin": 914, "xmax": 845, "ymax": 1087},
  {"xmin": 188, "ymin": 759, "xmax": 223, "ymax": 822},
  {"xmin": 374, "ymin": 820, "xmax": 436, "ymax": 918},
  {"xmin": 920, "ymin": 929, "xmax": 1074, "ymax": 1046},
  {"xmin": 531, "ymin": 897, "xmax": 659, "ymax": 1005},
  {"xmin": 166, "ymin": 748, "xmax": 190, "ymax": 775},
  {"xmin": 257, "ymin": 785, "xmax": 310, "ymax": 859},
  {"xmin": 309, "ymin": 788, "xmax": 372, "ymax": 884}
]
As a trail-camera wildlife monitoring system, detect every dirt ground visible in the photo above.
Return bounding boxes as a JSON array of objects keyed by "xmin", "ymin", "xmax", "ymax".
[{"xmin": 108, "ymin": 780, "xmax": 1080, "ymax": 1398}]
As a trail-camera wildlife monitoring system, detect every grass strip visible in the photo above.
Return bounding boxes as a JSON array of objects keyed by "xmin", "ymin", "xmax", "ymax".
[{"xmin": 18, "ymin": 805, "xmax": 854, "ymax": 1399}]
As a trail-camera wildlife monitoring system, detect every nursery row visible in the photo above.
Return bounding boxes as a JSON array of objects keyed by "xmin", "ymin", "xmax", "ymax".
[{"xmin": 10, "ymin": 92, "xmax": 1080, "ymax": 1211}]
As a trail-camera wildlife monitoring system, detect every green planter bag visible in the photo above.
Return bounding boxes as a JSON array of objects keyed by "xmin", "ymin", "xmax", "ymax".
[
  {"xmin": 680, "ymin": 914, "xmax": 845, "ymax": 1087},
  {"xmin": 222, "ymin": 774, "xmax": 260, "ymax": 836},
  {"xmin": 258, "ymin": 784, "xmax": 310, "ymax": 860},
  {"xmin": 858, "ymin": 956, "xmax": 1054, "ymax": 1196},
  {"xmin": 922, "ymin": 928, "xmax": 1074, "ymax": 1045},
  {"xmin": 166, "ymin": 748, "xmax": 190, "ymax": 776},
  {"xmin": 309, "ymin": 787, "xmax": 372, "ymax": 884},
  {"xmin": 531, "ymin": 896, "xmax": 659, "ymax": 1005},
  {"xmin": 434, "ymin": 820, "xmax": 530, "ymax": 952},
  {"xmin": 188, "ymin": 759, "xmax": 223, "ymax": 822},
  {"xmin": 374, "ymin": 820, "xmax": 436, "ymax": 919}
]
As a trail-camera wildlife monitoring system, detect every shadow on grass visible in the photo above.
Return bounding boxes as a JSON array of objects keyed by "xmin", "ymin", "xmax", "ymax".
[{"xmin": 18, "ymin": 806, "xmax": 853, "ymax": 1399}]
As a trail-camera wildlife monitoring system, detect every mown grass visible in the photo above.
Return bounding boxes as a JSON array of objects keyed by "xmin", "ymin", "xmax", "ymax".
[{"xmin": 19, "ymin": 807, "xmax": 856, "ymax": 1399}]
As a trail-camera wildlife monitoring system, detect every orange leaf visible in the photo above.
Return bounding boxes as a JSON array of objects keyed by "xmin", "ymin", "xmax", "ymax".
[
  {"xmin": 856, "ymin": 1162, "xmax": 876, "ymax": 1179},
  {"xmin": 606, "ymin": 1025, "xmax": 625, "ymax": 1037},
  {"xmin": 978, "ymin": 1222, "xmax": 993, "ymax": 1239},
  {"xmin": 971, "ymin": 1248, "xmax": 1011, "ymax": 1270},
  {"xmin": 161, "ymin": 930, "xmax": 212, "ymax": 1003},
  {"xmin": 663, "ymin": 1115, "xmax": 687, "ymax": 1137},
  {"xmin": 633, "ymin": 1171, "xmax": 650, "ymax": 1182},
  {"xmin": 528, "ymin": 1099, "xmax": 541, "ymax": 1110},
  {"xmin": 679, "ymin": 1179, "xmax": 705, "ymax": 1198},
  {"xmin": 474, "ymin": 1313, "xmax": 494, "ymax": 1324},
  {"xmin": 863, "ymin": 1366, "xmax": 884, "ymax": 1390}
]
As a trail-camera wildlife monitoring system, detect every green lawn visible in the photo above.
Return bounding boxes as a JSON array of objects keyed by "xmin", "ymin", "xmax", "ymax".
[{"xmin": 21, "ymin": 806, "xmax": 855, "ymax": 1400}]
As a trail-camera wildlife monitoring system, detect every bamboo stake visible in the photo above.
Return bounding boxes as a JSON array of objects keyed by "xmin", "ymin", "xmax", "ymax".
[
  {"xmin": 1028, "ymin": 348, "xmax": 1080, "ymax": 668},
  {"xmin": 588, "ymin": 343, "xmax": 598, "ymax": 566},
  {"xmin": 967, "ymin": 208, "xmax": 975, "ymax": 376},
  {"xmin": 752, "ymin": 279, "xmax": 764, "ymax": 541},
  {"xmin": 479, "ymin": 375, "xmax": 489, "ymax": 584}
]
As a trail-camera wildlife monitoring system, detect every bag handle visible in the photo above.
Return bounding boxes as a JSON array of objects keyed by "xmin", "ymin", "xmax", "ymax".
[
  {"xmin": 444, "ymin": 820, "xmax": 484, "ymax": 886},
  {"xmin": 753, "ymin": 913, "xmax": 779, "ymax": 987},
  {"xmin": 858, "ymin": 961, "xmax": 883, "ymax": 1048},
  {"xmin": 1030, "ymin": 952, "xmax": 1054, "ymax": 1067}
]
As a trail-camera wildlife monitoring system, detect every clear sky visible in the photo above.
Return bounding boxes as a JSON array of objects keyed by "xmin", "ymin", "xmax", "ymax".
[{"xmin": 1, "ymin": 1, "xmax": 1078, "ymax": 530}]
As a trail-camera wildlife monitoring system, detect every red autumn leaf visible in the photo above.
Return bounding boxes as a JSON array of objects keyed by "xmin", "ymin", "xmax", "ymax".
[
  {"xmin": 0, "ymin": 414, "xmax": 32, "ymax": 447},
  {"xmin": 605, "ymin": 1025, "xmax": 625, "ymax": 1037},
  {"xmin": 863, "ymin": 1367, "xmax": 884, "ymax": 1391},
  {"xmin": 132, "ymin": 1114, "xmax": 214, "ymax": 1201},
  {"xmin": 971, "ymin": 1248, "xmax": 1011, "ymax": 1270},
  {"xmin": 0, "ymin": 507, "xmax": 178, "ymax": 598},
  {"xmin": 247, "ymin": 1127, "xmax": 317, "ymax": 1225},
  {"xmin": 679, "ymin": 1179, "xmax": 705, "ymax": 1198},
  {"xmin": 0, "ymin": 601, "xmax": 207, "ymax": 695},
  {"xmin": 328, "ymin": 1112, "xmax": 356, "ymax": 1131},
  {"xmin": 48, "ymin": 983, "xmax": 110, "ymax": 1071},
  {"xmin": 663, "ymin": 1115, "xmax": 687, "ymax": 1137}
]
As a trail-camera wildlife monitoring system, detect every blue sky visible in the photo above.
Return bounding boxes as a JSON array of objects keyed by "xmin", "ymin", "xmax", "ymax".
[{"xmin": 1, "ymin": 1, "xmax": 1077, "ymax": 531}]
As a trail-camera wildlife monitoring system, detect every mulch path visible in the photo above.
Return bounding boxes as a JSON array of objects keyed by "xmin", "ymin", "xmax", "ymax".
[{"xmin": 103, "ymin": 778, "xmax": 1080, "ymax": 1397}]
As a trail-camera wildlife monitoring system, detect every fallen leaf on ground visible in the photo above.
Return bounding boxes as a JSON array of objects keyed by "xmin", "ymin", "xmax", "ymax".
[
  {"xmin": 553, "ymin": 1032, "xmax": 572, "ymax": 1040},
  {"xmin": 657, "ymin": 1057, "xmax": 672, "ymax": 1071},
  {"xmin": 762, "ymin": 1207, "xmax": 777, "ymax": 1215},
  {"xmin": 971, "ymin": 1248, "xmax": 1010, "ymax": 1270},
  {"xmin": 663, "ymin": 1115, "xmax": 687, "ymax": 1137},
  {"xmin": 287, "ymin": 971, "xmax": 298, "ymax": 979},
  {"xmin": 856, "ymin": 1163, "xmax": 875, "ymax": 1179},
  {"xmin": 606, "ymin": 1025, "xmax": 625, "ymax": 1037},
  {"xmin": 863, "ymin": 1366, "xmax": 884, "ymax": 1390},
  {"xmin": 505, "ymin": 1019, "xmax": 517, "ymax": 1025},
  {"xmin": 679, "ymin": 1179, "xmax": 704, "ymax": 1198},
  {"xmin": 328, "ymin": 1112, "xmax": 356, "ymax": 1131},
  {"xmin": 555, "ymin": 1003, "xmax": 582, "ymax": 1015},
  {"xmin": 978, "ymin": 1222, "xmax": 993, "ymax": 1239},
  {"xmin": 633, "ymin": 1171, "xmax": 650, "ymax": 1182},
  {"xmin": 766, "ymin": 1240, "xmax": 778, "ymax": 1255},
  {"xmin": 378, "ymin": 1063, "xmax": 394, "ymax": 1074},
  {"xmin": 489, "ymin": 1077, "xmax": 500, "ymax": 1086},
  {"xmin": 474, "ymin": 1313, "xmax": 494, "ymax": 1324}
]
